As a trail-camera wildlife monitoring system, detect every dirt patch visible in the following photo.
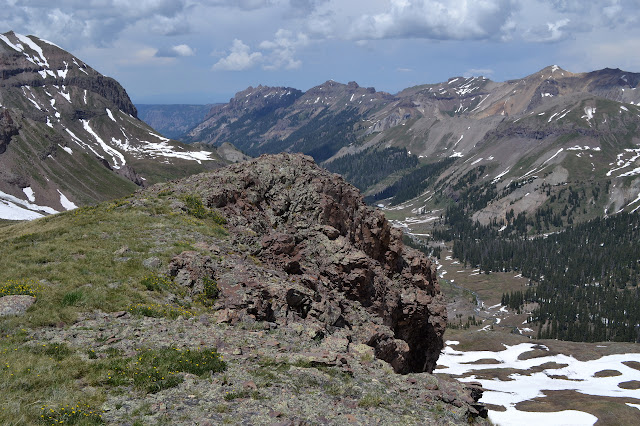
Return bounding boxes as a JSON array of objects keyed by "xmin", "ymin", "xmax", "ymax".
[
  {"xmin": 517, "ymin": 346, "xmax": 556, "ymax": 360},
  {"xmin": 483, "ymin": 403, "xmax": 506, "ymax": 412},
  {"xmin": 516, "ymin": 390, "xmax": 640, "ymax": 426},
  {"xmin": 594, "ymin": 370, "xmax": 622, "ymax": 378},
  {"xmin": 623, "ymin": 361, "xmax": 640, "ymax": 371},
  {"xmin": 463, "ymin": 358, "xmax": 501, "ymax": 365},
  {"xmin": 528, "ymin": 362, "xmax": 569, "ymax": 373},
  {"xmin": 618, "ymin": 381, "xmax": 640, "ymax": 390}
]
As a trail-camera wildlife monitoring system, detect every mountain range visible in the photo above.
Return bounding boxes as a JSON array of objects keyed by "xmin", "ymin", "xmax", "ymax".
[{"xmin": 182, "ymin": 66, "xmax": 640, "ymax": 231}]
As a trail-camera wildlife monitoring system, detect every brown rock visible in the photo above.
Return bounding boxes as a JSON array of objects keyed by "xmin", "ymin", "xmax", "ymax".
[{"xmin": 154, "ymin": 153, "xmax": 447, "ymax": 373}]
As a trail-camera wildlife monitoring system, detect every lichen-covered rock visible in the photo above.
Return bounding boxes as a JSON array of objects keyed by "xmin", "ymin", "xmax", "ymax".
[
  {"xmin": 156, "ymin": 153, "xmax": 446, "ymax": 373},
  {"xmin": 0, "ymin": 295, "xmax": 36, "ymax": 316}
]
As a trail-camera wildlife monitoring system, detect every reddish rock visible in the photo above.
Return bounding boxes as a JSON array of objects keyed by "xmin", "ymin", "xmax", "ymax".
[{"xmin": 154, "ymin": 153, "xmax": 447, "ymax": 373}]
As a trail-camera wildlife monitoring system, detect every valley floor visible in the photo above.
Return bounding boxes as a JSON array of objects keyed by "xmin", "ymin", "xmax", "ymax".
[
  {"xmin": 381, "ymin": 200, "xmax": 640, "ymax": 425},
  {"xmin": 434, "ymin": 247, "xmax": 640, "ymax": 425}
]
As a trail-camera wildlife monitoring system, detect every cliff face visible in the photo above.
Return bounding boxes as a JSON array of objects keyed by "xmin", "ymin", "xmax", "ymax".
[{"xmin": 155, "ymin": 153, "xmax": 447, "ymax": 373}]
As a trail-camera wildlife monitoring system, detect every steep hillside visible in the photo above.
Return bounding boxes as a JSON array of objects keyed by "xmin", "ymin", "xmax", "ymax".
[
  {"xmin": 0, "ymin": 31, "xmax": 225, "ymax": 220},
  {"xmin": 0, "ymin": 153, "xmax": 486, "ymax": 425},
  {"xmin": 136, "ymin": 104, "xmax": 215, "ymax": 139},
  {"xmin": 186, "ymin": 66, "xmax": 640, "ymax": 225}
]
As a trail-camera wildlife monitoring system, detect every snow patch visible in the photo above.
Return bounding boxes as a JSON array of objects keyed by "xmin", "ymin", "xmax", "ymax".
[
  {"xmin": 0, "ymin": 189, "xmax": 58, "ymax": 220},
  {"xmin": 492, "ymin": 168, "xmax": 511, "ymax": 184},
  {"xmin": 106, "ymin": 109, "xmax": 116, "ymax": 122},
  {"xmin": 59, "ymin": 144, "xmax": 73, "ymax": 155},
  {"xmin": 437, "ymin": 342, "xmax": 640, "ymax": 426},
  {"xmin": 15, "ymin": 33, "xmax": 49, "ymax": 67},
  {"xmin": 22, "ymin": 187, "xmax": 35, "ymax": 202},
  {"xmin": 81, "ymin": 120, "xmax": 126, "ymax": 168},
  {"xmin": 57, "ymin": 190, "xmax": 77, "ymax": 210}
]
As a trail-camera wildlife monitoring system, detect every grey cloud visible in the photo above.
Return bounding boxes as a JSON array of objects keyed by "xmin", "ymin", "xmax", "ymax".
[
  {"xmin": 348, "ymin": 0, "xmax": 520, "ymax": 41},
  {"xmin": 286, "ymin": 0, "xmax": 329, "ymax": 17},
  {"xmin": 155, "ymin": 44, "xmax": 196, "ymax": 57}
]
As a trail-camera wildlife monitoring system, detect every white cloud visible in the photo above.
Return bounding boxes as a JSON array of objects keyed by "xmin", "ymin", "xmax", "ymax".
[
  {"xmin": 348, "ymin": 0, "xmax": 520, "ymax": 41},
  {"xmin": 212, "ymin": 39, "xmax": 263, "ymax": 70},
  {"xmin": 172, "ymin": 44, "xmax": 196, "ymax": 56},
  {"xmin": 259, "ymin": 29, "xmax": 308, "ymax": 70}
]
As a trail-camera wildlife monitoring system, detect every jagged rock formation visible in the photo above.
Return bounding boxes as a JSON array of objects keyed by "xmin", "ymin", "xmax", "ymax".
[{"xmin": 155, "ymin": 153, "xmax": 446, "ymax": 373}]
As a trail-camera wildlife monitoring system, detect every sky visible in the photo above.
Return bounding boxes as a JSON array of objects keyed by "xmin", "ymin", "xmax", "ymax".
[{"xmin": 2, "ymin": 0, "xmax": 640, "ymax": 104}]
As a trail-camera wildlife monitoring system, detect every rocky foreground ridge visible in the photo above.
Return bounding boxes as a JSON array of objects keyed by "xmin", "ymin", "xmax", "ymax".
[
  {"xmin": 0, "ymin": 153, "xmax": 486, "ymax": 424},
  {"xmin": 159, "ymin": 153, "xmax": 447, "ymax": 374}
]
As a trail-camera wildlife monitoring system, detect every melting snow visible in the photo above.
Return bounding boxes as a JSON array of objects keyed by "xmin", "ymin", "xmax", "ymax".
[
  {"xmin": 106, "ymin": 109, "xmax": 116, "ymax": 122},
  {"xmin": 60, "ymin": 87, "xmax": 71, "ymax": 103},
  {"xmin": 57, "ymin": 190, "xmax": 77, "ymax": 210},
  {"xmin": 0, "ymin": 34, "xmax": 22, "ymax": 52},
  {"xmin": 59, "ymin": 144, "xmax": 73, "ymax": 155},
  {"xmin": 582, "ymin": 107, "xmax": 596, "ymax": 123},
  {"xmin": 14, "ymin": 33, "xmax": 49, "ymax": 67},
  {"xmin": 0, "ymin": 189, "xmax": 58, "ymax": 220},
  {"xmin": 492, "ymin": 168, "xmax": 511, "ymax": 184},
  {"xmin": 57, "ymin": 61, "xmax": 69, "ymax": 79},
  {"xmin": 437, "ymin": 341, "xmax": 640, "ymax": 426},
  {"xmin": 81, "ymin": 120, "xmax": 126, "ymax": 168},
  {"xmin": 22, "ymin": 187, "xmax": 35, "ymax": 202},
  {"xmin": 542, "ymin": 148, "xmax": 564, "ymax": 165}
]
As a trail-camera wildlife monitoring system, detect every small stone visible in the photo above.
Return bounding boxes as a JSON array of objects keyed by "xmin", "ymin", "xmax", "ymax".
[
  {"xmin": 113, "ymin": 245, "xmax": 130, "ymax": 255},
  {"xmin": 142, "ymin": 257, "xmax": 162, "ymax": 269},
  {"xmin": 113, "ymin": 311, "xmax": 127, "ymax": 318},
  {"xmin": 243, "ymin": 380, "xmax": 257, "ymax": 390},
  {"xmin": 269, "ymin": 410, "xmax": 283, "ymax": 418},
  {"xmin": 232, "ymin": 348, "xmax": 243, "ymax": 355}
]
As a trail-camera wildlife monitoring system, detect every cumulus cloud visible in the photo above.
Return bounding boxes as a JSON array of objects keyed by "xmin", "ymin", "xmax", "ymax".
[
  {"xmin": 0, "ymin": 0, "xmax": 277, "ymax": 49},
  {"xmin": 156, "ymin": 44, "xmax": 196, "ymax": 57},
  {"xmin": 259, "ymin": 29, "xmax": 308, "ymax": 70},
  {"xmin": 212, "ymin": 39, "xmax": 263, "ymax": 70},
  {"xmin": 348, "ymin": 0, "xmax": 520, "ymax": 41}
]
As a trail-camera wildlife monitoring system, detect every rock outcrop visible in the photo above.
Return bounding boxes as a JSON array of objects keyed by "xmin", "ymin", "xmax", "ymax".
[{"xmin": 158, "ymin": 153, "xmax": 446, "ymax": 373}]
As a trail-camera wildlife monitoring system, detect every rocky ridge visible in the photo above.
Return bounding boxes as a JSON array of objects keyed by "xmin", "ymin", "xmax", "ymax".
[
  {"xmin": 154, "ymin": 153, "xmax": 447, "ymax": 374},
  {"xmin": 0, "ymin": 153, "xmax": 486, "ymax": 424}
]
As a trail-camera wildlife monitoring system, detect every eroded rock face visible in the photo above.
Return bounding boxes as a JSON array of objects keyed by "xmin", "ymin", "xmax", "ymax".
[{"xmin": 159, "ymin": 153, "xmax": 446, "ymax": 373}]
